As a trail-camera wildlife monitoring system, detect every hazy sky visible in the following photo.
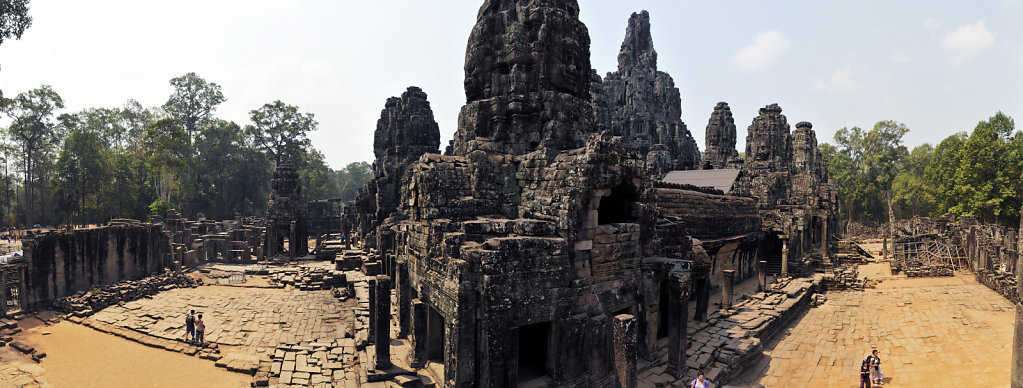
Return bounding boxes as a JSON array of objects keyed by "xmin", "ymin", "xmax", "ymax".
[{"xmin": 1, "ymin": 0, "xmax": 1021, "ymax": 169}]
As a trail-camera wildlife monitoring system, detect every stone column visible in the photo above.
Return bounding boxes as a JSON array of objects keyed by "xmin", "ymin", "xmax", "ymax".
[
  {"xmin": 375, "ymin": 276, "xmax": 392, "ymax": 370},
  {"xmin": 0, "ymin": 270, "xmax": 8, "ymax": 316},
  {"xmin": 820, "ymin": 220, "xmax": 828, "ymax": 258},
  {"xmin": 17, "ymin": 267, "xmax": 27, "ymax": 310},
  {"xmin": 781, "ymin": 239, "xmax": 789, "ymax": 278},
  {"xmin": 396, "ymin": 261, "xmax": 411, "ymax": 338},
  {"xmin": 1013, "ymin": 243, "xmax": 1023, "ymax": 388},
  {"xmin": 667, "ymin": 274, "xmax": 690, "ymax": 378},
  {"xmin": 613, "ymin": 314, "xmax": 638, "ymax": 388},
  {"xmin": 695, "ymin": 279, "xmax": 710, "ymax": 322},
  {"xmin": 409, "ymin": 299, "xmax": 427, "ymax": 368},
  {"xmin": 882, "ymin": 237, "xmax": 888, "ymax": 260},
  {"xmin": 722, "ymin": 270, "xmax": 735, "ymax": 310},
  {"xmin": 758, "ymin": 260, "xmax": 767, "ymax": 291},
  {"xmin": 368, "ymin": 277, "xmax": 377, "ymax": 343}
]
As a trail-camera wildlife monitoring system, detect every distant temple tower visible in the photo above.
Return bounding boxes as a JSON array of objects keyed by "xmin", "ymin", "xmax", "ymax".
[{"xmin": 266, "ymin": 165, "xmax": 308, "ymax": 258}]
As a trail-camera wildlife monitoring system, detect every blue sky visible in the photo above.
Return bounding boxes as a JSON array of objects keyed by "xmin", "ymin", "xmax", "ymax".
[{"xmin": 1, "ymin": 0, "xmax": 1020, "ymax": 169}]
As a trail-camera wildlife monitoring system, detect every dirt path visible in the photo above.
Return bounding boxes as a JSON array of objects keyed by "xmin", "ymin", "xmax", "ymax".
[
  {"xmin": 729, "ymin": 274, "xmax": 1014, "ymax": 387},
  {"xmin": 14, "ymin": 321, "xmax": 249, "ymax": 388}
]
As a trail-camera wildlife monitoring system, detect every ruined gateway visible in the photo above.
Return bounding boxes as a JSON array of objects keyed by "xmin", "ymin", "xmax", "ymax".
[{"xmin": 343, "ymin": 1, "xmax": 838, "ymax": 386}]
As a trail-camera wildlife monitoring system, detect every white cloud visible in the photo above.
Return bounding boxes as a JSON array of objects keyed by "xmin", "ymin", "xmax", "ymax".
[
  {"xmin": 891, "ymin": 52, "xmax": 910, "ymax": 64},
  {"xmin": 733, "ymin": 30, "xmax": 790, "ymax": 71},
  {"xmin": 809, "ymin": 65, "xmax": 862, "ymax": 95},
  {"xmin": 941, "ymin": 21, "xmax": 996, "ymax": 66},
  {"xmin": 922, "ymin": 17, "xmax": 940, "ymax": 29}
]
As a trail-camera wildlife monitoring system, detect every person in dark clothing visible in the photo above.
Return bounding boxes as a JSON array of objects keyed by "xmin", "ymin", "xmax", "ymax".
[
  {"xmin": 860, "ymin": 358, "xmax": 872, "ymax": 388},
  {"xmin": 184, "ymin": 310, "xmax": 196, "ymax": 343}
]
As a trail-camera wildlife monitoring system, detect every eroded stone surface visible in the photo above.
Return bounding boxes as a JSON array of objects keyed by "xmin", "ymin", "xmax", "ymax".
[{"xmin": 88, "ymin": 285, "xmax": 355, "ymax": 358}]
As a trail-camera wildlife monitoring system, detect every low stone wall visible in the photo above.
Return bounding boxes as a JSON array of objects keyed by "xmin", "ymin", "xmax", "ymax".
[
  {"xmin": 976, "ymin": 269, "xmax": 1019, "ymax": 303},
  {"xmin": 53, "ymin": 271, "xmax": 201, "ymax": 316}
]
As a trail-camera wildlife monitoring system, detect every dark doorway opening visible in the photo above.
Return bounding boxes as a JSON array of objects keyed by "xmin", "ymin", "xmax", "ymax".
[
  {"xmin": 427, "ymin": 305, "xmax": 445, "ymax": 362},
  {"xmin": 598, "ymin": 182, "xmax": 639, "ymax": 224},
  {"xmin": 762, "ymin": 234, "xmax": 784, "ymax": 275},
  {"xmin": 517, "ymin": 321, "xmax": 552, "ymax": 384},
  {"xmin": 657, "ymin": 282, "xmax": 670, "ymax": 338}
]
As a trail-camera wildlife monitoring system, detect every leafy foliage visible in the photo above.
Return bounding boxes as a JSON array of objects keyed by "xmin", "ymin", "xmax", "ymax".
[
  {"xmin": 0, "ymin": 75, "xmax": 369, "ymax": 227},
  {"xmin": 824, "ymin": 112, "xmax": 1020, "ymax": 226},
  {"xmin": 0, "ymin": 0, "xmax": 32, "ymax": 46}
]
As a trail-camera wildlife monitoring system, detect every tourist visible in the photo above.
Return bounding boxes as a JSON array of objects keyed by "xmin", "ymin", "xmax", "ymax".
[
  {"xmin": 691, "ymin": 372, "xmax": 711, "ymax": 388},
  {"xmin": 860, "ymin": 358, "xmax": 872, "ymax": 388},
  {"xmin": 195, "ymin": 313, "xmax": 206, "ymax": 346},
  {"xmin": 869, "ymin": 349, "xmax": 884, "ymax": 385},
  {"xmin": 184, "ymin": 310, "xmax": 196, "ymax": 343}
]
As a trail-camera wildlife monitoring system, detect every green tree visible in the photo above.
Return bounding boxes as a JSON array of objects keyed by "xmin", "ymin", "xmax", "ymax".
[
  {"xmin": 246, "ymin": 100, "xmax": 317, "ymax": 166},
  {"xmin": 299, "ymin": 149, "xmax": 338, "ymax": 200},
  {"xmin": 891, "ymin": 144, "xmax": 937, "ymax": 218},
  {"xmin": 822, "ymin": 121, "xmax": 909, "ymax": 222},
  {"xmin": 0, "ymin": 0, "xmax": 32, "ymax": 46},
  {"xmin": 163, "ymin": 72, "xmax": 225, "ymax": 139},
  {"xmin": 53, "ymin": 127, "xmax": 110, "ymax": 225},
  {"xmin": 3, "ymin": 84, "xmax": 63, "ymax": 225},
  {"xmin": 950, "ymin": 112, "xmax": 1016, "ymax": 223},
  {"xmin": 336, "ymin": 161, "xmax": 372, "ymax": 202},
  {"xmin": 142, "ymin": 118, "xmax": 189, "ymax": 204}
]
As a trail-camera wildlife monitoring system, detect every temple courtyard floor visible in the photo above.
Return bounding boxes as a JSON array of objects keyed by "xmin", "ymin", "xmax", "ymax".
[
  {"xmin": 2, "ymin": 265, "xmax": 1014, "ymax": 387},
  {"xmin": 728, "ymin": 272, "xmax": 1014, "ymax": 387}
]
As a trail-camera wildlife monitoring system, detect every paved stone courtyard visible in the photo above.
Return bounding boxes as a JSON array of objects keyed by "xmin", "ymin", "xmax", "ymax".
[
  {"xmin": 729, "ymin": 275, "xmax": 1014, "ymax": 387},
  {"xmin": 88, "ymin": 285, "xmax": 356, "ymax": 360}
]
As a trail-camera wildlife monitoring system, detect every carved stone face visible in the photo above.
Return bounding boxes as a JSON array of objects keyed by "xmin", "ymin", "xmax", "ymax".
[{"xmin": 755, "ymin": 142, "xmax": 771, "ymax": 161}]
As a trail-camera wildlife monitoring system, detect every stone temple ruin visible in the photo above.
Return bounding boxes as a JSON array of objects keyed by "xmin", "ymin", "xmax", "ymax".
[
  {"xmin": 25, "ymin": 1, "xmax": 1023, "ymax": 387},
  {"xmin": 341, "ymin": 3, "xmax": 838, "ymax": 386}
]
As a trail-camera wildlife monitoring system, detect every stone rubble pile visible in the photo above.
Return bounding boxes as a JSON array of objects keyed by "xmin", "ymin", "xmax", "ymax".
[
  {"xmin": 268, "ymin": 267, "xmax": 347, "ymax": 291},
  {"xmin": 53, "ymin": 271, "xmax": 201, "ymax": 316},
  {"xmin": 265, "ymin": 339, "xmax": 358, "ymax": 387},
  {"xmin": 823, "ymin": 265, "xmax": 864, "ymax": 290}
]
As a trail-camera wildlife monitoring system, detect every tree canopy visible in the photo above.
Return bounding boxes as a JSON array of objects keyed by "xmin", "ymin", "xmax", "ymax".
[
  {"xmin": 823, "ymin": 111, "xmax": 1021, "ymax": 226},
  {"xmin": 0, "ymin": 0, "xmax": 32, "ymax": 46},
  {"xmin": 0, "ymin": 75, "xmax": 371, "ymax": 228}
]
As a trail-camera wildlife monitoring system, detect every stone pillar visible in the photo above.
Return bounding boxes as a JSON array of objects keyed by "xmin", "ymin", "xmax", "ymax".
[
  {"xmin": 396, "ymin": 261, "xmax": 411, "ymax": 338},
  {"xmin": 758, "ymin": 260, "xmax": 767, "ymax": 291},
  {"xmin": 613, "ymin": 314, "xmax": 638, "ymax": 388},
  {"xmin": 368, "ymin": 277, "xmax": 377, "ymax": 343},
  {"xmin": 667, "ymin": 274, "xmax": 690, "ymax": 378},
  {"xmin": 695, "ymin": 279, "xmax": 709, "ymax": 322},
  {"xmin": 882, "ymin": 237, "xmax": 888, "ymax": 260},
  {"xmin": 722, "ymin": 270, "xmax": 735, "ymax": 310},
  {"xmin": 409, "ymin": 299, "xmax": 427, "ymax": 368},
  {"xmin": 821, "ymin": 220, "xmax": 828, "ymax": 258},
  {"xmin": 0, "ymin": 270, "xmax": 8, "ymax": 316},
  {"xmin": 1013, "ymin": 242, "xmax": 1023, "ymax": 388},
  {"xmin": 781, "ymin": 239, "xmax": 789, "ymax": 278},
  {"xmin": 17, "ymin": 267, "xmax": 26, "ymax": 310},
  {"xmin": 375, "ymin": 276, "xmax": 392, "ymax": 370}
]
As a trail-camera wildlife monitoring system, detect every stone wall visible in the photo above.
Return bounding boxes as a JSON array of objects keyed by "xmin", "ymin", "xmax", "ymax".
[{"xmin": 21, "ymin": 224, "xmax": 172, "ymax": 309}]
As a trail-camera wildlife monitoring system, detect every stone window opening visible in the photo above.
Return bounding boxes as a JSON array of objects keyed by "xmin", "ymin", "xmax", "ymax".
[
  {"xmin": 517, "ymin": 321, "xmax": 554, "ymax": 385},
  {"xmin": 597, "ymin": 182, "xmax": 640, "ymax": 225}
]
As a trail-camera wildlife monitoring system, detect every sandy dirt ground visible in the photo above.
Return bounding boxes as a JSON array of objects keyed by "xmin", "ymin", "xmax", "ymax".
[
  {"xmin": 8, "ymin": 320, "xmax": 249, "ymax": 388},
  {"xmin": 729, "ymin": 274, "xmax": 1013, "ymax": 387}
]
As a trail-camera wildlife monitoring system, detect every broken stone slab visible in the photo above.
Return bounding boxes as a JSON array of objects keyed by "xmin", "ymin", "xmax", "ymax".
[{"xmin": 9, "ymin": 341, "xmax": 34, "ymax": 354}]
